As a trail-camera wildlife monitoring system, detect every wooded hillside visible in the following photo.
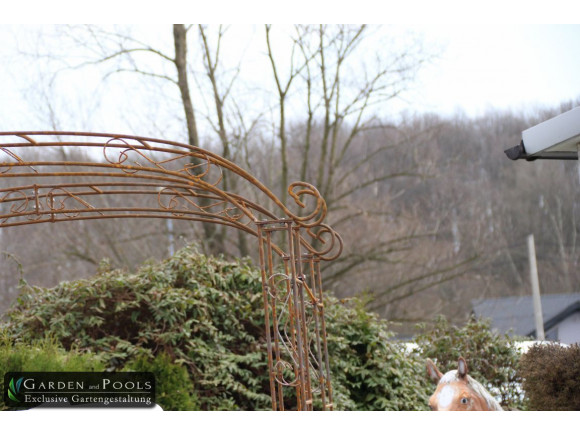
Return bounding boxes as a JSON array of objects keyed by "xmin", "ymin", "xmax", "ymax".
[{"xmin": 2, "ymin": 100, "xmax": 579, "ymax": 337}]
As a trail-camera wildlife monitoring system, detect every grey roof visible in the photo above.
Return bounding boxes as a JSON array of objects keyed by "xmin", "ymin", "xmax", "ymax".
[{"xmin": 471, "ymin": 293, "xmax": 580, "ymax": 337}]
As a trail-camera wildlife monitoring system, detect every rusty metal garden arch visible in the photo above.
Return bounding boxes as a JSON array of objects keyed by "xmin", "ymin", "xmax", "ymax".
[{"xmin": 0, "ymin": 131, "xmax": 343, "ymax": 411}]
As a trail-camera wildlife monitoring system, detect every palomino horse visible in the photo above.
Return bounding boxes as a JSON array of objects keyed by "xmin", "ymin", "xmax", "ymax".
[{"xmin": 426, "ymin": 357, "xmax": 503, "ymax": 411}]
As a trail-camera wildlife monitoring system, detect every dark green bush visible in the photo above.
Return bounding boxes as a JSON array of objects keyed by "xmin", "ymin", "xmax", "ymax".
[
  {"xmin": 124, "ymin": 352, "xmax": 199, "ymax": 411},
  {"xmin": 413, "ymin": 315, "xmax": 525, "ymax": 410},
  {"xmin": 325, "ymin": 298, "xmax": 431, "ymax": 410},
  {"xmin": 0, "ymin": 336, "xmax": 104, "ymax": 410},
  {"xmin": 518, "ymin": 343, "xmax": 580, "ymax": 410}
]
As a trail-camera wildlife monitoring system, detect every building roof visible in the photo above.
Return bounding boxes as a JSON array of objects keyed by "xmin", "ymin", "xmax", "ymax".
[{"xmin": 471, "ymin": 293, "xmax": 580, "ymax": 337}]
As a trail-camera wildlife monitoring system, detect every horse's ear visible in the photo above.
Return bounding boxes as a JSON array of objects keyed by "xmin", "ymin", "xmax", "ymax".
[
  {"xmin": 457, "ymin": 357, "xmax": 468, "ymax": 378},
  {"xmin": 426, "ymin": 359, "xmax": 443, "ymax": 383}
]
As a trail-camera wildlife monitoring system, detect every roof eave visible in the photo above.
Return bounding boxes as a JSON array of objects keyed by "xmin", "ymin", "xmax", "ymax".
[{"xmin": 505, "ymin": 141, "xmax": 579, "ymax": 161}]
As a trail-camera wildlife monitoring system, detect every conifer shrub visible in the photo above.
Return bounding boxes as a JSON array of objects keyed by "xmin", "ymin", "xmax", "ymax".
[
  {"xmin": 325, "ymin": 297, "xmax": 431, "ymax": 410},
  {"xmin": 0, "ymin": 337, "xmax": 104, "ymax": 410},
  {"xmin": 2, "ymin": 247, "xmax": 530, "ymax": 410},
  {"xmin": 518, "ymin": 342, "xmax": 580, "ymax": 410},
  {"xmin": 1, "ymin": 246, "xmax": 432, "ymax": 410},
  {"xmin": 124, "ymin": 352, "xmax": 199, "ymax": 411}
]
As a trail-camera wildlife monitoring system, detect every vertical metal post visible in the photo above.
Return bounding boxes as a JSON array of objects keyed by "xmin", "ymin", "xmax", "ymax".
[
  {"xmin": 315, "ymin": 259, "xmax": 334, "ymax": 409},
  {"xmin": 286, "ymin": 222, "xmax": 307, "ymax": 410},
  {"xmin": 268, "ymin": 230, "xmax": 285, "ymax": 410},
  {"xmin": 292, "ymin": 226, "xmax": 313, "ymax": 410},
  {"xmin": 306, "ymin": 255, "xmax": 328, "ymax": 409},
  {"xmin": 256, "ymin": 223, "xmax": 278, "ymax": 410}
]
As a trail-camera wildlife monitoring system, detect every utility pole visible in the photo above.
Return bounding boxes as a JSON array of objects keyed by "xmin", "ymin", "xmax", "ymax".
[
  {"xmin": 527, "ymin": 234, "xmax": 545, "ymax": 340},
  {"xmin": 167, "ymin": 218, "xmax": 175, "ymax": 257}
]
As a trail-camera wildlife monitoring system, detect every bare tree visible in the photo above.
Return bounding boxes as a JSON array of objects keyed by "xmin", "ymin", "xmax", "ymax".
[{"xmin": 260, "ymin": 26, "xmax": 469, "ymax": 310}]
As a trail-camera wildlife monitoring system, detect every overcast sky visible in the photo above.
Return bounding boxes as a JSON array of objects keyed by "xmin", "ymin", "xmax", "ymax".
[
  {"xmin": 407, "ymin": 23, "xmax": 580, "ymax": 117},
  {"xmin": 1, "ymin": 14, "xmax": 579, "ymax": 132}
]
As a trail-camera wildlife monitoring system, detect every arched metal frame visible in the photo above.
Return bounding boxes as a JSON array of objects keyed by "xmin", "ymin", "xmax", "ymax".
[{"xmin": 0, "ymin": 131, "xmax": 343, "ymax": 411}]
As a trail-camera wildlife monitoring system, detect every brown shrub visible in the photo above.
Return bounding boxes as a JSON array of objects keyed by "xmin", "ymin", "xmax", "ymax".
[{"xmin": 518, "ymin": 343, "xmax": 580, "ymax": 410}]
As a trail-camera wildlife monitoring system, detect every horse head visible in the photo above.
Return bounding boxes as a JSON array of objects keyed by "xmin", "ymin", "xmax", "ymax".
[{"xmin": 426, "ymin": 357, "xmax": 503, "ymax": 411}]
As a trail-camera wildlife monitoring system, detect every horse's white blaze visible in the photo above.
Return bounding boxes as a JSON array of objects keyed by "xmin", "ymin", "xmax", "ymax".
[{"xmin": 437, "ymin": 385, "xmax": 455, "ymax": 409}]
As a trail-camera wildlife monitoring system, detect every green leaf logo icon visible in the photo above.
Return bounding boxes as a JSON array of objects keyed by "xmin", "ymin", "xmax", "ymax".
[{"xmin": 8, "ymin": 377, "xmax": 23, "ymax": 402}]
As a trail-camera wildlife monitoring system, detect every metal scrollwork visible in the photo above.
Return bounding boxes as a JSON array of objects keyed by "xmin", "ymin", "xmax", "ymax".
[
  {"xmin": 0, "ymin": 189, "xmax": 30, "ymax": 222},
  {"xmin": 47, "ymin": 187, "xmax": 103, "ymax": 218},
  {"xmin": 157, "ymin": 186, "xmax": 200, "ymax": 217},
  {"xmin": 286, "ymin": 181, "xmax": 327, "ymax": 228},
  {"xmin": 303, "ymin": 224, "xmax": 344, "ymax": 261}
]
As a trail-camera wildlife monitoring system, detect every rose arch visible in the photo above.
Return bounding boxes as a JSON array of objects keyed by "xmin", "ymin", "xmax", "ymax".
[{"xmin": 0, "ymin": 131, "xmax": 343, "ymax": 411}]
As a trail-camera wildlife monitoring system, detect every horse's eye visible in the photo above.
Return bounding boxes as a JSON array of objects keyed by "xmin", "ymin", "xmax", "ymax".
[{"xmin": 460, "ymin": 397, "xmax": 469, "ymax": 405}]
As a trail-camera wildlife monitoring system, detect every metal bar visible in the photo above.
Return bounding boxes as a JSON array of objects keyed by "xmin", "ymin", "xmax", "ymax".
[
  {"xmin": 266, "ymin": 226, "xmax": 285, "ymax": 410},
  {"xmin": 307, "ymin": 256, "xmax": 328, "ymax": 410},
  {"xmin": 286, "ymin": 222, "xmax": 307, "ymax": 410},
  {"xmin": 315, "ymin": 259, "xmax": 334, "ymax": 410},
  {"xmin": 293, "ymin": 226, "xmax": 313, "ymax": 410},
  {"xmin": 256, "ymin": 223, "xmax": 277, "ymax": 411}
]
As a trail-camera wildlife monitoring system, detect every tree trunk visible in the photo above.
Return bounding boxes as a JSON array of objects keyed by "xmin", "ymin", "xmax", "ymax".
[{"xmin": 173, "ymin": 24, "xmax": 224, "ymax": 254}]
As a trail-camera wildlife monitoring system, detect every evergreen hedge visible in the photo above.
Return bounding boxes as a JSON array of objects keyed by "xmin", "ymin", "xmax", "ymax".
[
  {"xmin": 0, "ymin": 337, "xmax": 104, "ymax": 410},
  {"xmin": 1, "ymin": 247, "xmax": 525, "ymax": 410},
  {"xmin": 1, "ymin": 247, "xmax": 432, "ymax": 410}
]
